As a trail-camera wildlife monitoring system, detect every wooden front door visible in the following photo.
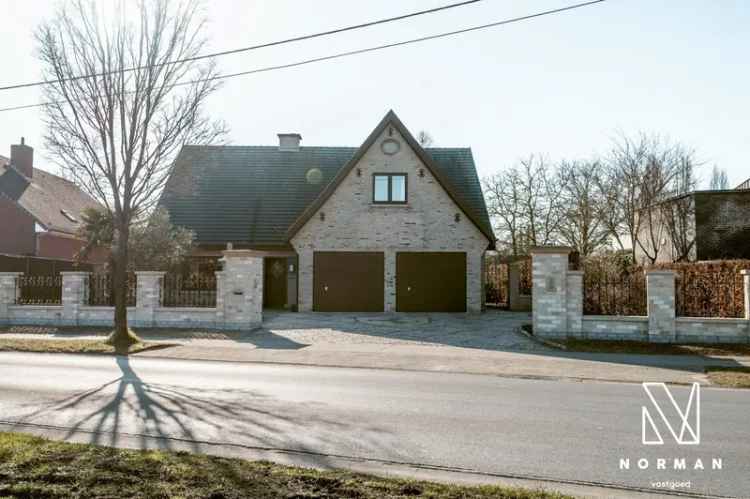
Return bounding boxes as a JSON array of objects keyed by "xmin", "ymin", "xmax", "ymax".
[
  {"xmin": 313, "ymin": 252, "xmax": 384, "ymax": 312},
  {"xmin": 264, "ymin": 257, "xmax": 288, "ymax": 309},
  {"xmin": 396, "ymin": 252, "xmax": 466, "ymax": 312}
]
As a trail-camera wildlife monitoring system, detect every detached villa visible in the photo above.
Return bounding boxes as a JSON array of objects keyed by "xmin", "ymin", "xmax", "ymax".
[{"xmin": 160, "ymin": 111, "xmax": 494, "ymax": 313}]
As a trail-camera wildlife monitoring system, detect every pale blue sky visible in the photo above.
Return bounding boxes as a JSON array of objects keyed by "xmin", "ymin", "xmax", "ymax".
[{"xmin": 1, "ymin": 0, "xmax": 748, "ymax": 187}]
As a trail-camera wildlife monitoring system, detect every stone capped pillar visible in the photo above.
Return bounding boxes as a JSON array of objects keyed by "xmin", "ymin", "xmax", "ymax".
[
  {"xmin": 218, "ymin": 250, "xmax": 263, "ymax": 330},
  {"xmin": 742, "ymin": 270, "xmax": 750, "ymax": 321},
  {"xmin": 646, "ymin": 270, "xmax": 676, "ymax": 342},
  {"xmin": 0, "ymin": 272, "xmax": 22, "ymax": 325},
  {"xmin": 566, "ymin": 270, "xmax": 584, "ymax": 337},
  {"xmin": 61, "ymin": 271, "xmax": 89, "ymax": 326},
  {"xmin": 135, "ymin": 271, "xmax": 165, "ymax": 327},
  {"xmin": 530, "ymin": 247, "xmax": 572, "ymax": 338}
]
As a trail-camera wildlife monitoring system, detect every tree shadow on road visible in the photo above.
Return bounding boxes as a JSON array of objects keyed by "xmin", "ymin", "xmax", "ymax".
[{"xmin": 15, "ymin": 356, "xmax": 399, "ymax": 467}]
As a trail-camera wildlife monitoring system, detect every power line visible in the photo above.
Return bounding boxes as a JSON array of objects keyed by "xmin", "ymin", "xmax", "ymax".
[
  {"xmin": 0, "ymin": 0, "xmax": 481, "ymax": 92},
  {"xmin": 0, "ymin": 0, "xmax": 606, "ymax": 113}
]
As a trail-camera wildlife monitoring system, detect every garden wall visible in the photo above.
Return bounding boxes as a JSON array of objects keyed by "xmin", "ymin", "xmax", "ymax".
[
  {"xmin": 531, "ymin": 247, "xmax": 750, "ymax": 344},
  {"xmin": 0, "ymin": 250, "xmax": 263, "ymax": 331}
]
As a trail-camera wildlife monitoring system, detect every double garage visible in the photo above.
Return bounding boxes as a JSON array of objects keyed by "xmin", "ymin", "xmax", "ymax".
[{"xmin": 312, "ymin": 251, "xmax": 467, "ymax": 312}]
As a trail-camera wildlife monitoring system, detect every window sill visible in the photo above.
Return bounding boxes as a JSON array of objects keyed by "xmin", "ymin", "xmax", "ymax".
[{"xmin": 369, "ymin": 203, "xmax": 410, "ymax": 208}]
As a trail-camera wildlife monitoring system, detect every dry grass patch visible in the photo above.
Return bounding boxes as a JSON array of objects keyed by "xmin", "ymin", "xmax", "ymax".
[
  {"xmin": 706, "ymin": 367, "xmax": 750, "ymax": 389},
  {"xmin": 0, "ymin": 338, "xmax": 172, "ymax": 355},
  {"xmin": 0, "ymin": 432, "xmax": 570, "ymax": 499},
  {"xmin": 563, "ymin": 339, "xmax": 750, "ymax": 357}
]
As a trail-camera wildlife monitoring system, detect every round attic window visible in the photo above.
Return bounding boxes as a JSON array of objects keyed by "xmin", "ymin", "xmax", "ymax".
[
  {"xmin": 381, "ymin": 138, "xmax": 400, "ymax": 155},
  {"xmin": 306, "ymin": 167, "xmax": 323, "ymax": 184}
]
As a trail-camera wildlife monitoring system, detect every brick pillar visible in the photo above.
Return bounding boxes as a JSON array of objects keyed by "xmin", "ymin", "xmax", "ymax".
[
  {"xmin": 215, "ymin": 270, "xmax": 226, "ymax": 325},
  {"xmin": 0, "ymin": 272, "xmax": 22, "ymax": 325},
  {"xmin": 135, "ymin": 271, "xmax": 165, "ymax": 327},
  {"xmin": 219, "ymin": 250, "xmax": 263, "ymax": 330},
  {"xmin": 61, "ymin": 272, "xmax": 89, "ymax": 326},
  {"xmin": 742, "ymin": 270, "xmax": 750, "ymax": 321},
  {"xmin": 530, "ymin": 247, "xmax": 572, "ymax": 338},
  {"xmin": 646, "ymin": 270, "xmax": 676, "ymax": 342},
  {"xmin": 566, "ymin": 270, "xmax": 584, "ymax": 337}
]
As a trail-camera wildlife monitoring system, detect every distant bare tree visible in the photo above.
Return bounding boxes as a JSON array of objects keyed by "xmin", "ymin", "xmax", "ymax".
[
  {"xmin": 659, "ymin": 154, "xmax": 699, "ymax": 261},
  {"xmin": 557, "ymin": 160, "xmax": 610, "ymax": 256},
  {"xmin": 37, "ymin": 0, "xmax": 226, "ymax": 350},
  {"xmin": 605, "ymin": 132, "xmax": 696, "ymax": 264},
  {"xmin": 483, "ymin": 170, "xmax": 523, "ymax": 256},
  {"xmin": 417, "ymin": 130, "xmax": 434, "ymax": 147},
  {"xmin": 483, "ymin": 155, "xmax": 562, "ymax": 255},
  {"xmin": 709, "ymin": 165, "xmax": 729, "ymax": 190}
]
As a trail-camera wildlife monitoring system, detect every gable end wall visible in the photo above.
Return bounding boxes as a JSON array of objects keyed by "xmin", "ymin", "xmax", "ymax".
[{"xmin": 290, "ymin": 125, "xmax": 489, "ymax": 312}]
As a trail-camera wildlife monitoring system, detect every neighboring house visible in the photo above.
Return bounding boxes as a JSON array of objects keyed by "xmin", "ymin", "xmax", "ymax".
[
  {"xmin": 0, "ymin": 138, "xmax": 104, "ymax": 262},
  {"xmin": 160, "ymin": 110, "xmax": 495, "ymax": 312},
  {"xmin": 635, "ymin": 186, "xmax": 750, "ymax": 264}
]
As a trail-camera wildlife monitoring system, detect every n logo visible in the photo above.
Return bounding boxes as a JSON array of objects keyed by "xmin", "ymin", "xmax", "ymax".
[{"xmin": 642, "ymin": 382, "xmax": 700, "ymax": 445}]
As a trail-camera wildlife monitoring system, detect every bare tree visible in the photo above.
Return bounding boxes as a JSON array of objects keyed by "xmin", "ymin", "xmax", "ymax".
[
  {"xmin": 557, "ymin": 160, "xmax": 610, "ymax": 256},
  {"xmin": 417, "ymin": 130, "xmax": 434, "ymax": 147},
  {"xmin": 659, "ymin": 154, "xmax": 699, "ymax": 261},
  {"xmin": 709, "ymin": 165, "xmax": 729, "ymax": 190},
  {"xmin": 483, "ymin": 171, "xmax": 523, "ymax": 256},
  {"xmin": 482, "ymin": 155, "xmax": 562, "ymax": 255},
  {"xmin": 605, "ymin": 132, "xmax": 695, "ymax": 264},
  {"xmin": 38, "ymin": 0, "xmax": 226, "ymax": 350}
]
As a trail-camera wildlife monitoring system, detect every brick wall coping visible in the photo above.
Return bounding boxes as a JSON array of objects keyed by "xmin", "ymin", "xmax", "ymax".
[
  {"xmin": 568, "ymin": 270, "xmax": 584, "ymax": 276},
  {"xmin": 59, "ymin": 271, "xmax": 90, "ymax": 276},
  {"xmin": 7, "ymin": 305, "xmax": 63, "ymax": 310},
  {"xmin": 0, "ymin": 272, "xmax": 23, "ymax": 277},
  {"xmin": 221, "ymin": 249, "xmax": 266, "ymax": 258},
  {"xmin": 741, "ymin": 270, "xmax": 750, "ymax": 275},
  {"xmin": 644, "ymin": 269, "xmax": 676, "ymax": 275},
  {"xmin": 155, "ymin": 306, "xmax": 217, "ymax": 313},
  {"xmin": 78, "ymin": 306, "xmax": 136, "ymax": 311},
  {"xmin": 134, "ymin": 270, "xmax": 167, "ymax": 276},
  {"xmin": 676, "ymin": 316, "xmax": 749, "ymax": 324},
  {"xmin": 582, "ymin": 315, "xmax": 648, "ymax": 322},
  {"xmin": 529, "ymin": 246, "xmax": 573, "ymax": 254}
]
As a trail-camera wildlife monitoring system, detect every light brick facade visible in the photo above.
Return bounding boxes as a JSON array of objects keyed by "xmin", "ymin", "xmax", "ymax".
[
  {"xmin": 530, "ymin": 247, "xmax": 571, "ymax": 337},
  {"xmin": 646, "ymin": 270, "xmax": 676, "ymax": 342},
  {"xmin": 291, "ymin": 125, "xmax": 490, "ymax": 312}
]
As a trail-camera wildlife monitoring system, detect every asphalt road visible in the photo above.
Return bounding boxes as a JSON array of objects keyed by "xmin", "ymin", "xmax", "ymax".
[{"xmin": 0, "ymin": 352, "xmax": 747, "ymax": 498}]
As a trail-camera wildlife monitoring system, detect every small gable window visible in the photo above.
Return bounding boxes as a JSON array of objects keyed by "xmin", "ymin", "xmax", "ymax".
[{"xmin": 373, "ymin": 174, "xmax": 407, "ymax": 204}]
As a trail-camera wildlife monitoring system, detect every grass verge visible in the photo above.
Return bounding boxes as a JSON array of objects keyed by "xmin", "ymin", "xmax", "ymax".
[
  {"xmin": 0, "ymin": 338, "xmax": 172, "ymax": 355},
  {"xmin": 562, "ymin": 339, "xmax": 750, "ymax": 357},
  {"xmin": 705, "ymin": 367, "xmax": 750, "ymax": 388},
  {"xmin": 0, "ymin": 432, "xmax": 570, "ymax": 499}
]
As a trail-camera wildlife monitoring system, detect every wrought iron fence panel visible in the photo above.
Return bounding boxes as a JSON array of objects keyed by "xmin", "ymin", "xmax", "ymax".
[
  {"xmin": 161, "ymin": 273, "xmax": 217, "ymax": 308},
  {"xmin": 87, "ymin": 274, "xmax": 136, "ymax": 307},
  {"xmin": 583, "ymin": 270, "xmax": 647, "ymax": 316},
  {"xmin": 15, "ymin": 275, "xmax": 62, "ymax": 305}
]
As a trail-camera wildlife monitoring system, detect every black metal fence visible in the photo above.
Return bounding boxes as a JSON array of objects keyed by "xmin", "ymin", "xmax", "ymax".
[
  {"xmin": 161, "ymin": 273, "xmax": 217, "ymax": 308},
  {"xmin": 87, "ymin": 273, "xmax": 136, "ymax": 307},
  {"xmin": 15, "ymin": 275, "xmax": 63, "ymax": 305},
  {"xmin": 583, "ymin": 270, "xmax": 647, "ymax": 316}
]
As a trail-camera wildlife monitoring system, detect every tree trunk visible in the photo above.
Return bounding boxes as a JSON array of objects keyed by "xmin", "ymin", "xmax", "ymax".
[{"xmin": 110, "ymin": 222, "xmax": 135, "ymax": 352}]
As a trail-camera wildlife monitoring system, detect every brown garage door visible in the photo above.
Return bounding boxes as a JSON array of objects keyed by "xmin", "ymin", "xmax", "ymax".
[
  {"xmin": 396, "ymin": 252, "xmax": 466, "ymax": 312},
  {"xmin": 313, "ymin": 252, "xmax": 384, "ymax": 312}
]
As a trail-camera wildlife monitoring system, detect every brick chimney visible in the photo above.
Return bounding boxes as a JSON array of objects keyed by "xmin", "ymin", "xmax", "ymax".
[
  {"xmin": 278, "ymin": 133, "xmax": 302, "ymax": 152},
  {"xmin": 10, "ymin": 137, "xmax": 33, "ymax": 178}
]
